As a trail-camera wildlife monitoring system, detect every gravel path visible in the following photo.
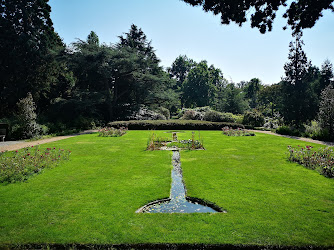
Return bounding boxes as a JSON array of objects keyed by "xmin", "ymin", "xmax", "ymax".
[
  {"xmin": 0, "ymin": 130, "xmax": 98, "ymax": 152},
  {"xmin": 1, "ymin": 129, "xmax": 332, "ymax": 152},
  {"xmin": 249, "ymin": 130, "xmax": 334, "ymax": 146}
]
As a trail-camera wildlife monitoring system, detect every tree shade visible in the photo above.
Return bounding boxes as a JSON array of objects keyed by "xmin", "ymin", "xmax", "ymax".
[{"xmin": 182, "ymin": 0, "xmax": 334, "ymax": 34}]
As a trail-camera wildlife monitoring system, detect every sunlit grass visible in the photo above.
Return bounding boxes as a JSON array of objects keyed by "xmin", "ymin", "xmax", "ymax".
[{"xmin": 0, "ymin": 131, "xmax": 333, "ymax": 246}]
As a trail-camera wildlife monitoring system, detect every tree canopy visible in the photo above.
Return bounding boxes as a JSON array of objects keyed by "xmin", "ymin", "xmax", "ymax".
[
  {"xmin": 182, "ymin": 0, "xmax": 334, "ymax": 33},
  {"xmin": 1, "ymin": 0, "xmax": 333, "ymax": 141},
  {"xmin": 0, "ymin": 0, "xmax": 65, "ymax": 117}
]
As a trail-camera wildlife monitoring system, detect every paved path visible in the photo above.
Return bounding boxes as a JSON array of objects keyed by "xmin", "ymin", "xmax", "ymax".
[
  {"xmin": 1, "ymin": 129, "xmax": 332, "ymax": 152},
  {"xmin": 0, "ymin": 130, "xmax": 98, "ymax": 152},
  {"xmin": 249, "ymin": 130, "xmax": 334, "ymax": 146}
]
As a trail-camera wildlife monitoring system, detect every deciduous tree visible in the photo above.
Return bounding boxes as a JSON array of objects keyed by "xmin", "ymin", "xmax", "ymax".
[{"xmin": 182, "ymin": 61, "xmax": 215, "ymax": 107}]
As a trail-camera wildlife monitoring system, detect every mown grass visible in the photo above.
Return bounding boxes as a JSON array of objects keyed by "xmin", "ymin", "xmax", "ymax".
[{"xmin": 0, "ymin": 131, "xmax": 333, "ymax": 246}]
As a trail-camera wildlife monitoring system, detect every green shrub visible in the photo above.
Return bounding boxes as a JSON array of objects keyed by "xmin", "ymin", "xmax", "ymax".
[
  {"xmin": 177, "ymin": 107, "xmax": 211, "ymax": 120},
  {"xmin": 73, "ymin": 116, "xmax": 97, "ymax": 130},
  {"xmin": 40, "ymin": 125, "xmax": 49, "ymax": 135},
  {"xmin": 302, "ymin": 120, "xmax": 332, "ymax": 141},
  {"xmin": 193, "ymin": 106, "xmax": 211, "ymax": 113},
  {"xmin": 303, "ymin": 121, "xmax": 321, "ymax": 138},
  {"xmin": 318, "ymin": 84, "xmax": 334, "ymax": 139},
  {"xmin": 203, "ymin": 110, "xmax": 221, "ymax": 122},
  {"xmin": 233, "ymin": 114, "xmax": 244, "ymax": 124},
  {"xmin": 310, "ymin": 128, "xmax": 330, "ymax": 141},
  {"xmin": 155, "ymin": 107, "xmax": 170, "ymax": 120},
  {"xmin": 15, "ymin": 93, "xmax": 42, "ymax": 139},
  {"xmin": 109, "ymin": 120, "xmax": 244, "ymax": 130},
  {"xmin": 182, "ymin": 110, "xmax": 203, "ymax": 120},
  {"xmin": 242, "ymin": 111, "xmax": 265, "ymax": 127},
  {"xmin": 276, "ymin": 125, "xmax": 301, "ymax": 137},
  {"xmin": 203, "ymin": 110, "xmax": 236, "ymax": 123},
  {"xmin": 54, "ymin": 129, "xmax": 81, "ymax": 136}
]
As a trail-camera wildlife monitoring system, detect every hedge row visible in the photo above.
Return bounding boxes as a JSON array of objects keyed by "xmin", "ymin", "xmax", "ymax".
[{"xmin": 108, "ymin": 120, "xmax": 244, "ymax": 130}]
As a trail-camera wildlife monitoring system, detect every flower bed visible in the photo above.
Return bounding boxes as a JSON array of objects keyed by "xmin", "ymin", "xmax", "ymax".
[
  {"xmin": 0, "ymin": 146, "xmax": 71, "ymax": 183},
  {"xmin": 221, "ymin": 126, "xmax": 255, "ymax": 136},
  {"xmin": 98, "ymin": 127, "xmax": 128, "ymax": 137},
  {"xmin": 147, "ymin": 131, "xmax": 204, "ymax": 150},
  {"xmin": 287, "ymin": 145, "xmax": 334, "ymax": 178}
]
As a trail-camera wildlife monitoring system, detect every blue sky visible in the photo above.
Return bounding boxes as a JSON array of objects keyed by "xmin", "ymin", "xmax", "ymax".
[{"xmin": 49, "ymin": 0, "xmax": 334, "ymax": 85}]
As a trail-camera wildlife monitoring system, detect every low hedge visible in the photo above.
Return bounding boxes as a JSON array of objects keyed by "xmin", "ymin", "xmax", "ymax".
[{"xmin": 108, "ymin": 120, "xmax": 244, "ymax": 130}]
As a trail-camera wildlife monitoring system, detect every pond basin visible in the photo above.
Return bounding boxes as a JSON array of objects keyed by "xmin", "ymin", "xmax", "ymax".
[{"xmin": 136, "ymin": 150, "xmax": 224, "ymax": 213}]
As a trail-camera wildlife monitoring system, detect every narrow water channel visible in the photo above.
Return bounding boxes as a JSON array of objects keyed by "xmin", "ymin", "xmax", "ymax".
[{"xmin": 137, "ymin": 150, "xmax": 220, "ymax": 213}]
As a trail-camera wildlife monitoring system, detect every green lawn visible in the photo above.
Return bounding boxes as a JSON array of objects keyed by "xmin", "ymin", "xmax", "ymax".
[{"xmin": 0, "ymin": 131, "xmax": 333, "ymax": 246}]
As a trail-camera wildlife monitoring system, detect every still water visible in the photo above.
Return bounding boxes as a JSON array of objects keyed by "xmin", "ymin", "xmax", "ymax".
[{"xmin": 138, "ymin": 150, "xmax": 220, "ymax": 213}]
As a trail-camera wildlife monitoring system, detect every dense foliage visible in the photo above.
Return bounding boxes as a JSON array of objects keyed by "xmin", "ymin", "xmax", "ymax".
[
  {"xmin": 0, "ymin": 1, "xmax": 333, "ymax": 141},
  {"xmin": 318, "ymin": 84, "xmax": 334, "ymax": 139},
  {"xmin": 242, "ymin": 111, "xmax": 265, "ymax": 128},
  {"xmin": 182, "ymin": 0, "xmax": 334, "ymax": 34}
]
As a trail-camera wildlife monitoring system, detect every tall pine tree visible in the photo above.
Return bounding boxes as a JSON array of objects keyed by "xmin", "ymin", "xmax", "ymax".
[{"xmin": 281, "ymin": 33, "xmax": 317, "ymax": 126}]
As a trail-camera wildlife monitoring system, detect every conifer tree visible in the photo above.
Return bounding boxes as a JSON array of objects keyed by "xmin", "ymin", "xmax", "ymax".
[
  {"xmin": 281, "ymin": 33, "xmax": 317, "ymax": 125},
  {"xmin": 0, "ymin": 0, "xmax": 63, "ymax": 116}
]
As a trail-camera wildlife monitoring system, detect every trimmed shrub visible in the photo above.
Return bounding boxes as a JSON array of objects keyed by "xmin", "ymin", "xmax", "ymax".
[
  {"xmin": 233, "ymin": 114, "xmax": 244, "ymax": 124},
  {"xmin": 242, "ymin": 111, "xmax": 265, "ymax": 127},
  {"xmin": 203, "ymin": 110, "xmax": 236, "ymax": 123},
  {"xmin": 108, "ymin": 120, "xmax": 244, "ymax": 130}
]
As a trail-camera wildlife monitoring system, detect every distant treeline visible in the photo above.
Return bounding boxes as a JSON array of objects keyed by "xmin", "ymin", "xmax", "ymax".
[{"xmin": 0, "ymin": 1, "xmax": 333, "ymax": 140}]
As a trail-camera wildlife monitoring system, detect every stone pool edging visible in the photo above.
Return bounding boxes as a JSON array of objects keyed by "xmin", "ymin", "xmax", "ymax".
[{"xmin": 135, "ymin": 198, "xmax": 171, "ymax": 213}]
